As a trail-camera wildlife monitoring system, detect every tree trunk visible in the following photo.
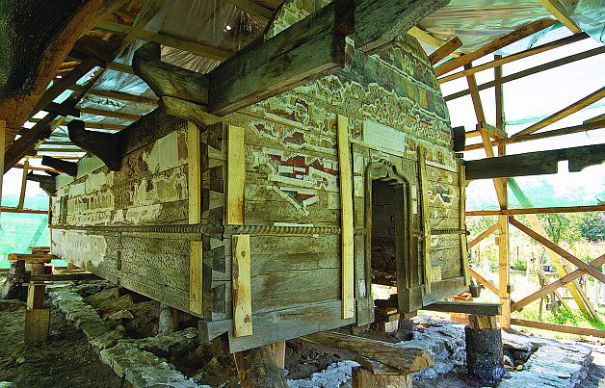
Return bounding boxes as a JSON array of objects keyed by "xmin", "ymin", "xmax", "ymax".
[
  {"xmin": 465, "ymin": 315, "xmax": 505, "ymax": 385},
  {"xmin": 233, "ymin": 345, "xmax": 287, "ymax": 388}
]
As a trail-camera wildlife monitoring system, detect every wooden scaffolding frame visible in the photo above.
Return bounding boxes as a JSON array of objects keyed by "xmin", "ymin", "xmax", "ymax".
[{"xmin": 436, "ymin": 24, "xmax": 605, "ymax": 336}]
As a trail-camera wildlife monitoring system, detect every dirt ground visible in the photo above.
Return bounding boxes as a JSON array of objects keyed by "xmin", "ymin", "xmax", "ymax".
[{"xmin": 0, "ymin": 300, "xmax": 127, "ymax": 388}]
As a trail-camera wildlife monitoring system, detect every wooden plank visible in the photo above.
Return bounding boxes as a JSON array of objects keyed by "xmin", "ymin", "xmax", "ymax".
[
  {"xmin": 512, "ymin": 253, "xmax": 605, "ymax": 311},
  {"xmin": 469, "ymin": 268, "xmax": 499, "ymax": 296},
  {"xmin": 227, "ymin": 125, "xmax": 245, "ymax": 225},
  {"xmin": 337, "ymin": 115, "xmax": 355, "ymax": 319},
  {"xmin": 0, "ymin": 207, "xmax": 48, "ymax": 215},
  {"xmin": 445, "ymin": 45, "xmax": 605, "ymax": 101},
  {"xmin": 98, "ymin": 21, "xmax": 232, "ymax": 61},
  {"xmin": 189, "ymin": 241, "xmax": 203, "ymax": 315},
  {"xmin": 510, "ymin": 217, "xmax": 605, "ymax": 285},
  {"xmin": 513, "ymin": 86, "xmax": 605, "ymax": 137},
  {"xmin": 27, "ymin": 285, "xmax": 45, "ymax": 310},
  {"xmin": 498, "ymin": 214, "xmax": 511, "ymax": 329},
  {"xmin": 538, "ymin": 0, "xmax": 581, "ymax": 33},
  {"xmin": 417, "ymin": 145, "xmax": 432, "ymax": 294},
  {"xmin": 466, "ymin": 204, "xmax": 605, "ymax": 216},
  {"xmin": 464, "ymin": 144, "xmax": 605, "ymax": 180},
  {"xmin": 424, "ymin": 301, "xmax": 501, "ymax": 316},
  {"xmin": 408, "ymin": 27, "xmax": 461, "ymax": 56},
  {"xmin": 511, "ymin": 318, "xmax": 605, "ymax": 338},
  {"xmin": 225, "ymin": 0, "xmax": 274, "ymax": 19},
  {"xmin": 352, "ymin": 368, "xmax": 412, "ymax": 388},
  {"xmin": 435, "ymin": 19, "xmax": 557, "ymax": 76},
  {"xmin": 438, "ymin": 33, "xmax": 588, "ymax": 83},
  {"xmin": 459, "ymin": 164, "xmax": 470, "ymax": 285},
  {"xmin": 429, "ymin": 37, "xmax": 463, "ymax": 65},
  {"xmin": 24, "ymin": 308, "xmax": 50, "ymax": 343},
  {"xmin": 468, "ymin": 224, "xmax": 498, "ymax": 249},
  {"xmin": 464, "ymin": 119, "xmax": 605, "ymax": 151},
  {"xmin": 353, "ymin": 0, "xmax": 449, "ymax": 54},
  {"xmin": 232, "ymin": 234, "xmax": 252, "ymax": 337},
  {"xmin": 17, "ymin": 159, "xmax": 29, "ymax": 209},
  {"xmin": 188, "ymin": 121, "xmax": 203, "ymax": 316},
  {"xmin": 267, "ymin": 342, "xmax": 286, "ymax": 369},
  {"xmin": 8, "ymin": 253, "xmax": 53, "ymax": 263},
  {"xmin": 188, "ymin": 122, "xmax": 201, "ymax": 224},
  {"xmin": 118, "ymin": 0, "xmax": 167, "ymax": 53}
]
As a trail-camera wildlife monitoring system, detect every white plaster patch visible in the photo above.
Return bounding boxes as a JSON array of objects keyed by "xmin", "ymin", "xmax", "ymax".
[{"xmin": 142, "ymin": 131, "xmax": 185, "ymax": 173}]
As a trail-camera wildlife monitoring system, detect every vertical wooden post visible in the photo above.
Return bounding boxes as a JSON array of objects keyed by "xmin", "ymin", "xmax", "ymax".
[
  {"xmin": 233, "ymin": 345, "xmax": 288, "ymax": 388},
  {"xmin": 267, "ymin": 341, "xmax": 286, "ymax": 369},
  {"xmin": 232, "ymin": 234, "xmax": 252, "ymax": 337},
  {"xmin": 459, "ymin": 163, "xmax": 470, "ymax": 285},
  {"xmin": 17, "ymin": 158, "xmax": 29, "ymax": 209},
  {"xmin": 337, "ymin": 115, "xmax": 355, "ymax": 319},
  {"xmin": 417, "ymin": 145, "xmax": 432, "ymax": 294},
  {"xmin": 188, "ymin": 122, "xmax": 203, "ymax": 315},
  {"xmin": 227, "ymin": 125, "xmax": 245, "ymax": 225},
  {"xmin": 0, "ymin": 120, "xmax": 6, "ymax": 213},
  {"xmin": 495, "ymin": 57, "xmax": 511, "ymax": 330},
  {"xmin": 465, "ymin": 315, "xmax": 505, "ymax": 384}
]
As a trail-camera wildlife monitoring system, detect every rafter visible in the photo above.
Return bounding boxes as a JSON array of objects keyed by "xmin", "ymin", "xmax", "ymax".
[
  {"xmin": 445, "ymin": 44, "xmax": 605, "ymax": 101},
  {"xmin": 438, "ymin": 33, "xmax": 588, "ymax": 83},
  {"xmin": 435, "ymin": 19, "xmax": 557, "ymax": 77},
  {"xmin": 538, "ymin": 0, "xmax": 581, "ymax": 33},
  {"xmin": 428, "ymin": 36, "xmax": 463, "ymax": 65},
  {"xmin": 408, "ymin": 27, "xmax": 462, "ymax": 58}
]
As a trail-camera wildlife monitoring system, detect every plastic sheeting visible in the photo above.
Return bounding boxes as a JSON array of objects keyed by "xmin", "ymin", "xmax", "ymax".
[{"xmin": 419, "ymin": 0, "xmax": 605, "ymax": 54}]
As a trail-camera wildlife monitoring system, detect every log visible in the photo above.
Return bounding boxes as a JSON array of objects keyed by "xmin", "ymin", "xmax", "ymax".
[
  {"xmin": 423, "ymin": 301, "xmax": 501, "ymax": 316},
  {"xmin": 68, "ymin": 120, "xmax": 122, "ymax": 171},
  {"xmin": 352, "ymin": 367, "xmax": 412, "ymax": 388},
  {"xmin": 233, "ymin": 345, "xmax": 288, "ymax": 388},
  {"xmin": 465, "ymin": 315, "xmax": 505, "ymax": 385},
  {"xmin": 41, "ymin": 156, "xmax": 78, "ymax": 177},
  {"xmin": 465, "ymin": 144, "xmax": 605, "ymax": 180}
]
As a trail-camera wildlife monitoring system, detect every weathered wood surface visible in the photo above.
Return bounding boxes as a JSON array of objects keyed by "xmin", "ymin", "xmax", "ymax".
[
  {"xmin": 423, "ymin": 301, "xmax": 501, "ymax": 316},
  {"xmin": 233, "ymin": 345, "xmax": 288, "ymax": 388},
  {"xmin": 352, "ymin": 368, "xmax": 413, "ymax": 388}
]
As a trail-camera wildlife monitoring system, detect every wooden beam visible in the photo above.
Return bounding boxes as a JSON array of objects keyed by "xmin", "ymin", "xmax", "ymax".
[
  {"xmin": 68, "ymin": 120, "xmax": 122, "ymax": 171},
  {"xmin": 17, "ymin": 159, "xmax": 29, "ymax": 209},
  {"xmin": 498, "ymin": 214, "xmax": 510, "ymax": 329},
  {"xmin": 445, "ymin": 45, "xmax": 605, "ymax": 101},
  {"xmin": 337, "ymin": 115, "xmax": 355, "ymax": 319},
  {"xmin": 79, "ymin": 107, "xmax": 141, "ymax": 121},
  {"xmin": 512, "ymin": 253, "xmax": 605, "ymax": 311},
  {"xmin": 227, "ymin": 125, "xmax": 245, "ymax": 225},
  {"xmin": 225, "ymin": 0, "xmax": 274, "ymax": 19},
  {"xmin": 438, "ymin": 33, "xmax": 588, "ymax": 84},
  {"xmin": 510, "ymin": 217, "xmax": 605, "ymax": 284},
  {"xmin": 232, "ymin": 234, "xmax": 252, "ymax": 337},
  {"xmin": 468, "ymin": 223, "xmax": 498, "ymax": 249},
  {"xmin": 0, "ymin": 121, "xmax": 5, "ymax": 214},
  {"xmin": 0, "ymin": 207, "xmax": 48, "ymax": 215},
  {"xmin": 118, "ymin": 0, "xmax": 167, "ymax": 53},
  {"xmin": 4, "ymin": 119, "xmax": 53, "ymax": 174},
  {"xmin": 513, "ymin": 86, "xmax": 605, "ymax": 137},
  {"xmin": 469, "ymin": 267, "xmax": 499, "ymax": 296},
  {"xmin": 511, "ymin": 318, "xmax": 605, "ymax": 338},
  {"xmin": 233, "ymin": 345, "xmax": 288, "ymax": 388},
  {"xmin": 466, "ymin": 204, "xmax": 605, "ymax": 216},
  {"xmin": 72, "ymin": 86, "xmax": 158, "ymax": 105},
  {"xmin": 538, "ymin": 0, "xmax": 581, "ymax": 33},
  {"xmin": 477, "ymin": 122, "xmax": 506, "ymax": 140},
  {"xmin": 41, "ymin": 156, "xmax": 77, "ymax": 177},
  {"xmin": 188, "ymin": 121, "xmax": 203, "ymax": 315},
  {"xmin": 408, "ymin": 27, "xmax": 462, "ymax": 58},
  {"xmin": 97, "ymin": 21, "xmax": 233, "ymax": 61},
  {"xmin": 464, "ymin": 119, "xmax": 605, "ymax": 151},
  {"xmin": 464, "ymin": 144, "xmax": 605, "ymax": 180},
  {"xmin": 353, "ymin": 0, "xmax": 449, "ymax": 54},
  {"xmin": 428, "ymin": 36, "xmax": 463, "ymax": 65},
  {"xmin": 435, "ymin": 19, "xmax": 557, "ymax": 77},
  {"xmin": 417, "ymin": 145, "xmax": 432, "ymax": 294},
  {"xmin": 459, "ymin": 164, "xmax": 470, "ymax": 285},
  {"xmin": 423, "ymin": 301, "xmax": 501, "ymax": 316}
]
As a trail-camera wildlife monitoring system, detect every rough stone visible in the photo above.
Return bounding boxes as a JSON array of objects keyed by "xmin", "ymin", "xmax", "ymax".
[{"xmin": 107, "ymin": 310, "xmax": 134, "ymax": 321}]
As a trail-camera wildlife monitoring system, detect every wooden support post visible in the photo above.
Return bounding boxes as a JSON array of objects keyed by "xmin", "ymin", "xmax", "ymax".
[
  {"xmin": 465, "ymin": 315, "xmax": 505, "ymax": 385},
  {"xmin": 227, "ymin": 125, "xmax": 245, "ymax": 225},
  {"xmin": 498, "ymin": 215, "xmax": 511, "ymax": 330},
  {"xmin": 267, "ymin": 341, "xmax": 286, "ymax": 369},
  {"xmin": 188, "ymin": 121, "xmax": 203, "ymax": 315},
  {"xmin": 337, "ymin": 115, "xmax": 355, "ymax": 319},
  {"xmin": 25, "ymin": 280, "xmax": 49, "ymax": 343},
  {"xmin": 459, "ymin": 163, "xmax": 470, "ymax": 285},
  {"xmin": 17, "ymin": 158, "xmax": 29, "ymax": 209},
  {"xmin": 417, "ymin": 145, "xmax": 432, "ymax": 294},
  {"xmin": 232, "ymin": 234, "xmax": 252, "ymax": 337},
  {"xmin": 0, "ymin": 120, "xmax": 5, "ymax": 218},
  {"xmin": 233, "ymin": 345, "xmax": 288, "ymax": 388}
]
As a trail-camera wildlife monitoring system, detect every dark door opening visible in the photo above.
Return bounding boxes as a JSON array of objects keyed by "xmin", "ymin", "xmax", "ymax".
[{"xmin": 370, "ymin": 178, "xmax": 407, "ymax": 304}]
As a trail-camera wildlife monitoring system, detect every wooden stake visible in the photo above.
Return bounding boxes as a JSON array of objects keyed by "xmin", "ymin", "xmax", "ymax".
[
  {"xmin": 232, "ymin": 234, "xmax": 252, "ymax": 337},
  {"xmin": 17, "ymin": 158, "xmax": 29, "ymax": 209}
]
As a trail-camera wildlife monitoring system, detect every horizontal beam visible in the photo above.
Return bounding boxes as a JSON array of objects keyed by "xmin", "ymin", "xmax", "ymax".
[
  {"xmin": 511, "ymin": 318, "xmax": 605, "ymax": 338},
  {"xmin": 464, "ymin": 144, "xmax": 605, "ymax": 180},
  {"xmin": 445, "ymin": 45, "xmax": 605, "ymax": 101},
  {"xmin": 79, "ymin": 107, "xmax": 141, "ymax": 121},
  {"xmin": 466, "ymin": 204, "xmax": 605, "ymax": 216},
  {"xmin": 0, "ymin": 207, "xmax": 48, "ymax": 215},
  {"xmin": 435, "ymin": 19, "xmax": 557, "ymax": 77},
  {"xmin": 422, "ymin": 301, "xmax": 501, "ymax": 316},
  {"xmin": 438, "ymin": 33, "xmax": 588, "ymax": 84},
  {"xmin": 464, "ymin": 119, "xmax": 605, "ymax": 151}
]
